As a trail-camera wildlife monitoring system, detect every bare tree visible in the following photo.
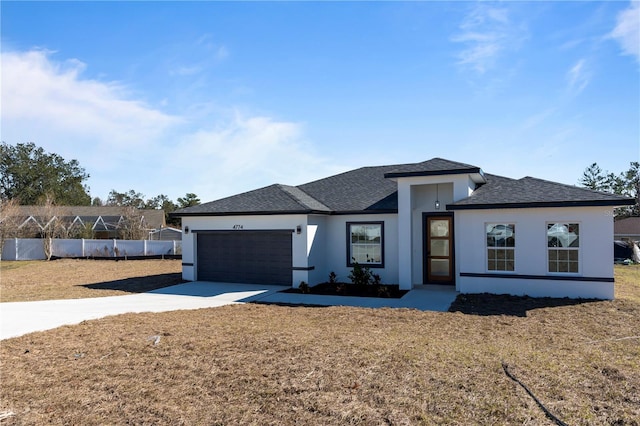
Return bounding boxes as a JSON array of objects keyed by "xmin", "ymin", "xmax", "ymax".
[
  {"xmin": 0, "ymin": 199, "xmax": 21, "ymax": 254},
  {"xmin": 67, "ymin": 221, "xmax": 94, "ymax": 239},
  {"xmin": 39, "ymin": 196, "xmax": 67, "ymax": 260},
  {"xmin": 118, "ymin": 206, "xmax": 147, "ymax": 240}
]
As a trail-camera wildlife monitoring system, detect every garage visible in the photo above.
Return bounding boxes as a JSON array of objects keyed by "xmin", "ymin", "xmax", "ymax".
[{"xmin": 196, "ymin": 231, "xmax": 292, "ymax": 285}]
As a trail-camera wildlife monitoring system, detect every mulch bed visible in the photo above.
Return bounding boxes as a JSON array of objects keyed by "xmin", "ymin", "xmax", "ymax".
[{"xmin": 282, "ymin": 282, "xmax": 408, "ymax": 298}]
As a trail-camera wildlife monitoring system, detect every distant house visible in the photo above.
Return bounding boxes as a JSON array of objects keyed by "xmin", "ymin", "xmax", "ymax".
[
  {"xmin": 614, "ymin": 216, "xmax": 640, "ymax": 242},
  {"xmin": 149, "ymin": 227, "xmax": 182, "ymax": 241},
  {"xmin": 173, "ymin": 158, "xmax": 634, "ymax": 300},
  {"xmin": 8, "ymin": 206, "xmax": 165, "ymax": 239}
]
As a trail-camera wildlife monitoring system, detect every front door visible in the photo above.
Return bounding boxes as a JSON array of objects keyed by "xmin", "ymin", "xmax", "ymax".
[{"xmin": 424, "ymin": 214, "xmax": 454, "ymax": 284}]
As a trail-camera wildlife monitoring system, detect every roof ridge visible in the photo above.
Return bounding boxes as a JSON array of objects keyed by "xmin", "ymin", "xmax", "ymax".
[
  {"xmin": 291, "ymin": 185, "xmax": 332, "ymax": 211},
  {"xmin": 275, "ymin": 184, "xmax": 308, "ymax": 209},
  {"xmin": 277, "ymin": 184, "xmax": 331, "ymax": 211}
]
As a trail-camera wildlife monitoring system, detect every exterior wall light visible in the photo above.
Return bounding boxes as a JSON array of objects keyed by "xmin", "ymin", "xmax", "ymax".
[
  {"xmin": 435, "ymin": 184, "xmax": 441, "ymax": 210},
  {"xmin": 296, "ymin": 225, "xmax": 302, "ymax": 234},
  {"xmin": 184, "ymin": 226, "xmax": 189, "ymax": 234}
]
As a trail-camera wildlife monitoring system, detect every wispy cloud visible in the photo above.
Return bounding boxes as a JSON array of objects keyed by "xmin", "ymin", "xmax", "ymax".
[
  {"xmin": 0, "ymin": 49, "xmax": 338, "ymax": 201},
  {"xmin": 169, "ymin": 65, "xmax": 203, "ymax": 76},
  {"xmin": 452, "ymin": 4, "xmax": 527, "ymax": 74},
  {"xmin": 172, "ymin": 113, "xmax": 338, "ymax": 199},
  {"xmin": 1, "ymin": 49, "xmax": 179, "ymax": 155},
  {"xmin": 608, "ymin": 1, "xmax": 640, "ymax": 63},
  {"xmin": 566, "ymin": 58, "xmax": 591, "ymax": 95},
  {"xmin": 521, "ymin": 107, "xmax": 557, "ymax": 131},
  {"xmin": 166, "ymin": 35, "xmax": 229, "ymax": 77}
]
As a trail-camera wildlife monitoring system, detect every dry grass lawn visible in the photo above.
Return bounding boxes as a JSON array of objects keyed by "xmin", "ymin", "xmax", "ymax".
[
  {"xmin": 0, "ymin": 264, "xmax": 639, "ymax": 425},
  {"xmin": 0, "ymin": 259, "xmax": 183, "ymax": 302}
]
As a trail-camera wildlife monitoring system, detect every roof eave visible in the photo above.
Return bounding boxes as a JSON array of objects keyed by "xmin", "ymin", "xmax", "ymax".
[
  {"xmin": 384, "ymin": 167, "xmax": 482, "ymax": 179},
  {"xmin": 447, "ymin": 199, "xmax": 636, "ymax": 210},
  {"xmin": 331, "ymin": 209, "xmax": 398, "ymax": 215},
  {"xmin": 171, "ymin": 209, "xmax": 332, "ymax": 218}
]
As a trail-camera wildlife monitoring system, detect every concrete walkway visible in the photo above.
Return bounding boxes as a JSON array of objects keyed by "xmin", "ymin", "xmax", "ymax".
[
  {"xmin": 0, "ymin": 282, "xmax": 458, "ymax": 340},
  {"xmin": 258, "ymin": 285, "xmax": 459, "ymax": 311}
]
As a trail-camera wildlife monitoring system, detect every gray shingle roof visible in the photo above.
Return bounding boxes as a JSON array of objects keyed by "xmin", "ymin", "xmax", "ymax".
[
  {"xmin": 13, "ymin": 206, "xmax": 166, "ymax": 228},
  {"xmin": 448, "ymin": 174, "xmax": 635, "ymax": 210},
  {"xmin": 176, "ymin": 184, "xmax": 332, "ymax": 216},
  {"xmin": 297, "ymin": 165, "xmax": 400, "ymax": 212},
  {"xmin": 174, "ymin": 158, "xmax": 635, "ymax": 216},
  {"xmin": 384, "ymin": 158, "xmax": 481, "ymax": 178}
]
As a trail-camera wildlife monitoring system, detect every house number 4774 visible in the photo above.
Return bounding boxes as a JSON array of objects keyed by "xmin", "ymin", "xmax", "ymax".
[{"xmin": 233, "ymin": 225, "xmax": 243, "ymax": 230}]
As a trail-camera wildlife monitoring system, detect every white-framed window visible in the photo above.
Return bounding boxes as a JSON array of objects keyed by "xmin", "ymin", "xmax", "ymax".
[
  {"xmin": 347, "ymin": 222, "xmax": 383, "ymax": 267},
  {"xmin": 486, "ymin": 223, "xmax": 515, "ymax": 272},
  {"xmin": 547, "ymin": 222, "xmax": 580, "ymax": 273}
]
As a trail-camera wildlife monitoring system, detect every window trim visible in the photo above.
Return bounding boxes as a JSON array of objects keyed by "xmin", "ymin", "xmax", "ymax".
[
  {"xmin": 485, "ymin": 223, "xmax": 516, "ymax": 273},
  {"xmin": 546, "ymin": 222, "xmax": 581, "ymax": 275},
  {"xmin": 346, "ymin": 221, "xmax": 385, "ymax": 268}
]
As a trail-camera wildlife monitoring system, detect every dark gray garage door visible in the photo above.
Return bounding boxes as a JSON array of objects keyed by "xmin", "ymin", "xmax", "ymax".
[{"xmin": 196, "ymin": 231, "xmax": 292, "ymax": 285}]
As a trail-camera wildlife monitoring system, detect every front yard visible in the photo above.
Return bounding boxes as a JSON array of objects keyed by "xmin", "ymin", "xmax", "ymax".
[
  {"xmin": 0, "ymin": 259, "xmax": 183, "ymax": 302},
  {"xmin": 0, "ymin": 263, "xmax": 638, "ymax": 424}
]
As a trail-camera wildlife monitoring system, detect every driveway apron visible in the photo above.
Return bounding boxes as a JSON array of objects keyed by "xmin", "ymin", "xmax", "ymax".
[{"xmin": 0, "ymin": 282, "xmax": 286, "ymax": 340}]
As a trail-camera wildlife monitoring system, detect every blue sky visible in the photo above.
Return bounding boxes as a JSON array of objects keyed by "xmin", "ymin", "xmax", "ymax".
[{"xmin": 1, "ymin": 1, "xmax": 638, "ymax": 204}]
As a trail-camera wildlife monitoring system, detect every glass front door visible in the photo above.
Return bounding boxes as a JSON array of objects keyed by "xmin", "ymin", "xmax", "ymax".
[{"xmin": 424, "ymin": 215, "xmax": 454, "ymax": 284}]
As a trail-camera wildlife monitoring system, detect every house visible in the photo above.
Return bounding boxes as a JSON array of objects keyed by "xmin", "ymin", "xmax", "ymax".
[
  {"xmin": 7, "ymin": 206, "xmax": 165, "ymax": 239},
  {"xmin": 614, "ymin": 216, "xmax": 640, "ymax": 243},
  {"xmin": 148, "ymin": 226, "xmax": 183, "ymax": 241},
  {"xmin": 173, "ymin": 158, "xmax": 634, "ymax": 299}
]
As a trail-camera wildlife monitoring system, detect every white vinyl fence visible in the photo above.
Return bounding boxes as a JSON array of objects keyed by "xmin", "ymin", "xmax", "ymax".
[{"xmin": 1, "ymin": 238, "xmax": 182, "ymax": 261}]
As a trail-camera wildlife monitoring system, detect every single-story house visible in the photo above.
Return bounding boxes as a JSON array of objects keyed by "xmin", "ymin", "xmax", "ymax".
[
  {"xmin": 173, "ymin": 158, "xmax": 634, "ymax": 299},
  {"xmin": 6, "ymin": 206, "xmax": 165, "ymax": 239},
  {"xmin": 614, "ymin": 216, "xmax": 640, "ymax": 243},
  {"xmin": 149, "ymin": 226, "xmax": 183, "ymax": 241}
]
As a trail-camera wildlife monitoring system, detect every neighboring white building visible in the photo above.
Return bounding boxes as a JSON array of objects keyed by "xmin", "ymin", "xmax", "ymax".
[{"xmin": 173, "ymin": 158, "xmax": 634, "ymax": 299}]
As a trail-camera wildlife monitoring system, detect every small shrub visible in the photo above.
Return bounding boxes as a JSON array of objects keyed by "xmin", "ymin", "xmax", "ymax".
[
  {"xmin": 348, "ymin": 259, "xmax": 373, "ymax": 286},
  {"xmin": 336, "ymin": 283, "xmax": 347, "ymax": 295},
  {"xmin": 299, "ymin": 281, "xmax": 310, "ymax": 294},
  {"xmin": 372, "ymin": 273, "xmax": 381, "ymax": 286},
  {"xmin": 328, "ymin": 271, "xmax": 337, "ymax": 284},
  {"xmin": 376, "ymin": 285, "xmax": 390, "ymax": 298}
]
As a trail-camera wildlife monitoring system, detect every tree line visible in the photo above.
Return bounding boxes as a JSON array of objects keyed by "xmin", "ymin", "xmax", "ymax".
[
  {"xmin": 1, "ymin": 141, "xmax": 200, "ymax": 225},
  {"xmin": 2, "ymin": 141, "xmax": 637, "ymax": 228},
  {"xmin": 579, "ymin": 162, "xmax": 639, "ymax": 217}
]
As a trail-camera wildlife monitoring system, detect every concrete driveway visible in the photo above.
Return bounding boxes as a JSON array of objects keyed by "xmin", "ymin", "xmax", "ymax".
[
  {"xmin": 0, "ymin": 282, "xmax": 287, "ymax": 340},
  {"xmin": 1, "ymin": 282, "xmax": 458, "ymax": 340}
]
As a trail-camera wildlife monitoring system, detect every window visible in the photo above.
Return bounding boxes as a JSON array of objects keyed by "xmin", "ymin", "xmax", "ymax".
[
  {"xmin": 547, "ymin": 223, "xmax": 579, "ymax": 273},
  {"xmin": 347, "ymin": 222, "xmax": 383, "ymax": 267},
  {"xmin": 486, "ymin": 224, "xmax": 515, "ymax": 271}
]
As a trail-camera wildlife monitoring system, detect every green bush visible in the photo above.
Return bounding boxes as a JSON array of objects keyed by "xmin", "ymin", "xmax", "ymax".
[{"xmin": 348, "ymin": 259, "xmax": 373, "ymax": 286}]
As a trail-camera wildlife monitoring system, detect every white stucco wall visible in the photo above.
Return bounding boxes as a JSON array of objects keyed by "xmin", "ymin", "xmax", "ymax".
[
  {"xmin": 181, "ymin": 213, "xmax": 399, "ymax": 287},
  {"xmin": 395, "ymin": 174, "xmax": 476, "ymax": 289},
  {"xmin": 455, "ymin": 206, "xmax": 615, "ymax": 299},
  {"xmin": 410, "ymin": 183, "xmax": 453, "ymax": 283},
  {"xmin": 322, "ymin": 214, "xmax": 399, "ymax": 285},
  {"xmin": 307, "ymin": 215, "xmax": 327, "ymax": 284}
]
